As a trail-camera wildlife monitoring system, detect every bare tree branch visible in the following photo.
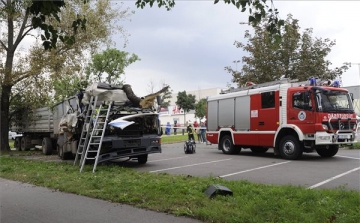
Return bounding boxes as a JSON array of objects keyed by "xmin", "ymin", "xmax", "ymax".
[
  {"xmin": 0, "ymin": 40, "xmax": 7, "ymax": 51},
  {"xmin": 13, "ymin": 8, "xmax": 30, "ymax": 50}
]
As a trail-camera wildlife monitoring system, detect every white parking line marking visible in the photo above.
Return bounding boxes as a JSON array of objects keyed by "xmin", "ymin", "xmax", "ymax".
[
  {"xmin": 148, "ymin": 156, "xmax": 188, "ymax": 163},
  {"xmin": 149, "ymin": 158, "xmax": 232, "ymax": 173},
  {"xmin": 308, "ymin": 167, "xmax": 360, "ymax": 189},
  {"xmin": 336, "ymin": 155, "xmax": 360, "ymax": 160},
  {"xmin": 220, "ymin": 161, "xmax": 291, "ymax": 178}
]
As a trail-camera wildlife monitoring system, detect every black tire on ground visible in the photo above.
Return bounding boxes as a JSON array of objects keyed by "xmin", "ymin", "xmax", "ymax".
[
  {"xmin": 21, "ymin": 137, "xmax": 31, "ymax": 151},
  {"xmin": 58, "ymin": 144, "xmax": 72, "ymax": 160},
  {"xmin": 250, "ymin": 147, "xmax": 269, "ymax": 153},
  {"xmin": 15, "ymin": 137, "xmax": 22, "ymax": 151},
  {"xmin": 279, "ymin": 135, "xmax": 303, "ymax": 160},
  {"xmin": 316, "ymin": 145, "xmax": 339, "ymax": 157},
  {"xmin": 219, "ymin": 135, "xmax": 240, "ymax": 154},
  {"xmin": 184, "ymin": 143, "xmax": 188, "ymax": 154},
  {"xmin": 137, "ymin": 154, "xmax": 148, "ymax": 164},
  {"xmin": 42, "ymin": 137, "xmax": 53, "ymax": 155}
]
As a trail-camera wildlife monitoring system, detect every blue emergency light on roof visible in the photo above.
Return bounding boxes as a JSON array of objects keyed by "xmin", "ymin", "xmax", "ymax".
[{"xmin": 332, "ymin": 80, "xmax": 340, "ymax": 88}]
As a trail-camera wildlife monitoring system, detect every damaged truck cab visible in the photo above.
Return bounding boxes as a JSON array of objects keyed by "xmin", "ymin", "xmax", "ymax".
[{"xmin": 12, "ymin": 82, "xmax": 163, "ymax": 167}]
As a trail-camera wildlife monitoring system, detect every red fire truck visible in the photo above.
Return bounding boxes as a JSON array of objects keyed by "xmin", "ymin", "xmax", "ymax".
[{"xmin": 206, "ymin": 79, "xmax": 358, "ymax": 160}]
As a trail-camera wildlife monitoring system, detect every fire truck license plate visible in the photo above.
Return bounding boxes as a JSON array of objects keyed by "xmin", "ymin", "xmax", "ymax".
[{"xmin": 338, "ymin": 135, "xmax": 349, "ymax": 139}]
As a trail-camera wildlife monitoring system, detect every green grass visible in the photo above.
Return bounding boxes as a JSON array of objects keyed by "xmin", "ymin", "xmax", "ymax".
[
  {"xmin": 0, "ymin": 155, "xmax": 359, "ymax": 223},
  {"xmin": 350, "ymin": 142, "xmax": 360, "ymax": 149},
  {"xmin": 161, "ymin": 134, "xmax": 189, "ymax": 144}
]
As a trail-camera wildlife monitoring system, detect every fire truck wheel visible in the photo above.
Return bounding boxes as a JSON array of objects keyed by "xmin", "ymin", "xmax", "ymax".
[
  {"xmin": 137, "ymin": 154, "xmax": 148, "ymax": 164},
  {"xmin": 42, "ymin": 137, "xmax": 53, "ymax": 155},
  {"xmin": 220, "ymin": 135, "xmax": 240, "ymax": 154},
  {"xmin": 279, "ymin": 136, "xmax": 303, "ymax": 160},
  {"xmin": 251, "ymin": 147, "xmax": 269, "ymax": 153},
  {"xmin": 316, "ymin": 145, "xmax": 339, "ymax": 157}
]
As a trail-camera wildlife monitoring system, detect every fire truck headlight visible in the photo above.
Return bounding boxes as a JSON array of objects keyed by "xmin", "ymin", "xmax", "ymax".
[
  {"xmin": 322, "ymin": 124, "xmax": 328, "ymax": 130},
  {"xmin": 318, "ymin": 136, "xmax": 331, "ymax": 141}
]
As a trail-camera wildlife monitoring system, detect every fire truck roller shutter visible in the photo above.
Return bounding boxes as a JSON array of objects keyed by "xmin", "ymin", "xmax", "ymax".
[{"xmin": 207, "ymin": 100, "xmax": 218, "ymax": 131}]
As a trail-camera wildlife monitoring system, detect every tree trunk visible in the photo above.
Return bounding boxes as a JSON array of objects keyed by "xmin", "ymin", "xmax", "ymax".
[
  {"xmin": 1, "ymin": 0, "xmax": 16, "ymax": 151},
  {"xmin": 122, "ymin": 84, "xmax": 141, "ymax": 107},
  {"xmin": 0, "ymin": 85, "xmax": 12, "ymax": 151}
]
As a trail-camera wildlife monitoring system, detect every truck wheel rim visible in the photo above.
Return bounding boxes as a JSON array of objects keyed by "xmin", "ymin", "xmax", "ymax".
[
  {"xmin": 223, "ymin": 139, "xmax": 231, "ymax": 152},
  {"xmin": 283, "ymin": 141, "xmax": 295, "ymax": 155}
]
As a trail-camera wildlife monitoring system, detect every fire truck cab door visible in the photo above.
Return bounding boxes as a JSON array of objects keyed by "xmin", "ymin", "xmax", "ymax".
[
  {"xmin": 250, "ymin": 91, "xmax": 279, "ymax": 147},
  {"xmin": 287, "ymin": 90, "xmax": 315, "ymax": 132}
]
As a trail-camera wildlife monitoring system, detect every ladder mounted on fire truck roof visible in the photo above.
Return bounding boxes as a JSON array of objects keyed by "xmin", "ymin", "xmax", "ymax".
[
  {"xmin": 220, "ymin": 78, "xmax": 300, "ymax": 94},
  {"xmin": 220, "ymin": 78, "xmax": 331, "ymax": 94}
]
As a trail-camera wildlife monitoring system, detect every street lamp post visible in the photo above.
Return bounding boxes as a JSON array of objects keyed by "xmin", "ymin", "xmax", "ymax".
[{"xmin": 233, "ymin": 60, "xmax": 241, "ymax": 72}]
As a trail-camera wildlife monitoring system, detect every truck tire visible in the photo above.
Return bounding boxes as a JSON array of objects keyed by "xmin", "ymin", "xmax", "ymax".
[
  {"xmin": 58, "ymin": 144, "xmax": 72, "ymax": 160},
  {"xmin": 42, "ymin": 137, "xmax": 53, "ymax": 155},
  {"xmin": 15, "ymin": 137, "xmax": 22, "ymax": 151},
  {"xmin": 279, "ymin": 135, "xmax": 303, "ymax": 160},
  {"xmin": 137, "ymin": 154, "xmax": 148, "ymax": 164},
  {"xmin": 251, "ymin": 147, "xmax": 269, "ymax": 153},
  {"xmin": 316, "ymin": 145, "xmax": 339, "ymax": 157},
  {"xmin": 220, "ymin": 135, "xmax": 240, "ymax": 154},
  {"xmin": 21, "ymin": 137, "xmax": 31, "ymax": 151}
]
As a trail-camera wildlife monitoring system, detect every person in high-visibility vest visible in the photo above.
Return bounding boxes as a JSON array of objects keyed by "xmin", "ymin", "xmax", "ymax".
[{"xmin": 186, "ymin": 123, "xmax": 195, "ymax": 142}]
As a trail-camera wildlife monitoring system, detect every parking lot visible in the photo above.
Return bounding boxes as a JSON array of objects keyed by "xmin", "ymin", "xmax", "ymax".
[{"xmin": 113, "ymin": 142, "xmax": 360, "ymax": 191}]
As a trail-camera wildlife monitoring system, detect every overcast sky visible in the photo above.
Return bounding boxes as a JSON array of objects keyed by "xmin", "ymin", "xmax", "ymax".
[{"xmin": 114, "ymin": 1, "xmax": 360, "ymax": 97}]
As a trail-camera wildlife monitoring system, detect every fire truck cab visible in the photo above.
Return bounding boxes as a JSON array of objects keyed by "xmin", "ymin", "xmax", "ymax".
[{"xmin": 206, "ymin": 79, "xmax": 358, "ymax": 160}]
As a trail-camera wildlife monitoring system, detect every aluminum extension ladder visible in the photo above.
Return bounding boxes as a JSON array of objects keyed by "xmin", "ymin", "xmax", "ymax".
[
  {"xmin": 74, "ymin": 96, "xmax": 98, "ymax": 167},
  {"xmin": 74, "ymin": 96, "xmax": 112, "ymax": 172},
  {"xmin": 80, "ymin": 102, "xmax": 112, "ymax": 172}
]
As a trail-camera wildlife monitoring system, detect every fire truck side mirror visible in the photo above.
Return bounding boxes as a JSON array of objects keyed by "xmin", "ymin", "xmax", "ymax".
[
  {"xmin": 303, "ymin": 91, "xmax": 312, "ymax": 111},
  {"xmin": 350, "ymin": 93, "xmax": 354, "ymax": 103}
]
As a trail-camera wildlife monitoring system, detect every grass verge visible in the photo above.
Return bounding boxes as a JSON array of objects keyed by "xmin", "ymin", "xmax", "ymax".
[
  {"xmin": 349, "ymin": 142, "xmax": 360, "ymax": 149},
  {"xmin": 161, "ymin": 134, "xmax": 189, "ymax": 144},
  {"xmin": 0, "ymin": 156, "xmax": 359, "ymax": 223}
]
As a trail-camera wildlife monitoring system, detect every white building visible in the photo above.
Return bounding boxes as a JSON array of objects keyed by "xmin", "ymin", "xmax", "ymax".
[{"xmin": 159, "ymin": 87, "xmax": 222, "ymax": 126}]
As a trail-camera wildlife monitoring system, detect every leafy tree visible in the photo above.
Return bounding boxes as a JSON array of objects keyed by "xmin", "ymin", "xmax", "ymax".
[
  {"xmin": 135, "ymin": 0, "xmax": 284, "ymax": 40},
  {"xmin": 225, "ymin": 14, "xmax": 349, "ymax": 86},
  {"xmin": 0, "ymin": 0, "xmax": 133, "ymax": 151},
  {"xmin": 195, "ymin": 98, "xmax": 207, "ymax": 121},
  {"xmin": 176, "ymin": 91, "xmax": 196, "ymax": 125},
  {"xmin": 85, "ymin": 48, "xmax": 140, "ymax": 85},
  {"xmin": 158, "ymin": 81, "xmax": 172, "ymax": 109}
]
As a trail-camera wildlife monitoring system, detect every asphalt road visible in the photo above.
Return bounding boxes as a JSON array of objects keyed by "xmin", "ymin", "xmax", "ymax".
[
  {"xmin": 0, "ymin": 178, "xmax": 203, "ymax": 223},
  {"xmin": 113, "ymin": 138, "xmax": 360, "ymax": 191}
]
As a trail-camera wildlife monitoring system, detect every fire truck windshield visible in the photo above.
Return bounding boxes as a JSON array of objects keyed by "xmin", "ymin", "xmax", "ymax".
[{"xmin": 315, "ymin": 90, "xmax": 354, "ymax": 113}]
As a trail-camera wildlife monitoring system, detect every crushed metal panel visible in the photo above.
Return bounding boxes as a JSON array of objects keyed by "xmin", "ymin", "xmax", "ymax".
[{"xmin": 82, "ymin": 82, "xmax": 128, "ymax": 105}]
